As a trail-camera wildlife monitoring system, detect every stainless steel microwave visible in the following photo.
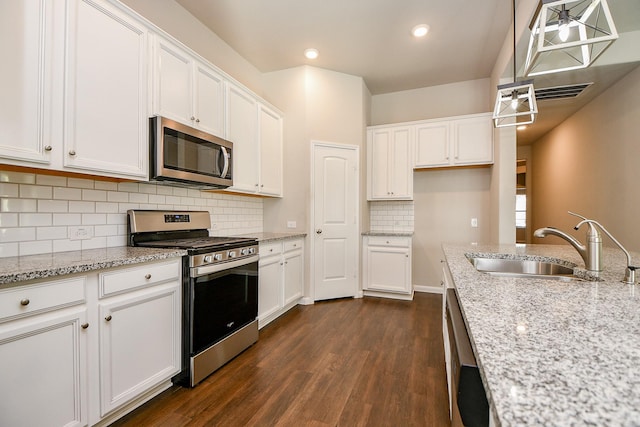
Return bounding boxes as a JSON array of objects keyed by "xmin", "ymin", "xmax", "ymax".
[{"xmin": 149, "ymin": 116, "xmax": 233, "ymax": 189}]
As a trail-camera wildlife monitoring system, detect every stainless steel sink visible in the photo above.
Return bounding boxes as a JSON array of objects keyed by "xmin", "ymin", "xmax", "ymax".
[{"xmin": 468, "ymin": 256, "xmax": 581, "ymax": 281}]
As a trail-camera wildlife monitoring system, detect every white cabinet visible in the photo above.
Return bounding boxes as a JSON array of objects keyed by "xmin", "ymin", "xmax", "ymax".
[
  {"xmin": 0, "ymin": 0, "xmax": 149, "ymax": 180},
  {"xmin": 97, "ymin": 260, "xmax": 181, "ymax": 417},
  {"xmin": 258, "ymin": 238, "xmax": 304, "ymax": 328},
  {"xmin": 414, "ymin": 114, "xmax": 493, "ymax": 169},
  {"xmin": 226, "ymin": 83, "xmax": 283, "ymax": 197},
  {"xmin": 0, "ymin": 0, "xmax": 63, "ymax": 166},
  {"xmin": 0, "ymin": 277, "xmax": 88, "ymax": 427},
  {"xmin": 153, "ymin": 36, "xmax": 225, "ymax": 137},
  {"xmin": 362, "ymin": 235, "xmax": 413, "ymax": 300},
  {"xmin": 367, "ymin": 127, "xmax": 413, "ymax": 200},
  {"xmin": 63, "ymin": 0, "xmax": 149, "ymax": 179}
]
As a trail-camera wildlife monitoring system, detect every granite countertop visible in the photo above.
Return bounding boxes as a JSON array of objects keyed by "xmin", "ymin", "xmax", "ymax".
[
  {"xmin": 235, "ymin": 232, "xmax": 307, "ymax": 243},
  {"xmin": 442, "ymin": 243, "xmax": 640, "ymax": 426},
  {"xmin": 361, "ymin": 231, "xmax": 414, "ymax": 237},
  {"xmin": 0, "ymin": 247, "xmax": 187, "ymax": 286}
]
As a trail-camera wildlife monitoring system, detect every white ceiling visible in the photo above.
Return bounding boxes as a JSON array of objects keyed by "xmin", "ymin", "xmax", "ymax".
[
  {"xmin": 175, "ymin": 0, "xmax": 640, "ymax": 145},
  {"xmin": 175, "ymin": 0, "xmax": 513, "ymax": 95}
]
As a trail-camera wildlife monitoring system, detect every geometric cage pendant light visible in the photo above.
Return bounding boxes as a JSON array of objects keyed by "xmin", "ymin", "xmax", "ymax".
[
  {"xmin": 524, "ymin": 0, "xmax": 618, "ymax": 77},
  {"xmin": 493, "ymin": 0, "xmax": 538, "ymax": 128}
]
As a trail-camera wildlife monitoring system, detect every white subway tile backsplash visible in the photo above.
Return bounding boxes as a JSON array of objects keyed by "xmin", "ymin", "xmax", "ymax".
[
  {"xmin": 0, "ymin": 171, "xmax": 264, "ymax": 257},
  {"xmin": 369, "ymin": 200, "xmax": 414, "ymax": 232}
]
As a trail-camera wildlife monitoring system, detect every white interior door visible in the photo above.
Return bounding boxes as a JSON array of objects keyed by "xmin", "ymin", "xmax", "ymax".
[{"xmin": 312, "ymin": 143, "xmax": 359, "ymax": 301}]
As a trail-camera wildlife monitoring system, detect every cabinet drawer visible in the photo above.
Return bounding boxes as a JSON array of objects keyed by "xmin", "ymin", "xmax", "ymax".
[
  {"xmin": 259, "ymin": 242, "xmax": 282, "ymax": 257},
  {"xmin": 99, "ymin": 260, "xmax": 180, "ymax": 298},
  {"xmin": 366, "ymin": 236, "xmax": 411, "ymax": 247},
  {"xmin": 0, "ymin": 277, "xmax": 86, "ymax": 323},
  {"xmin": 283, "ymin": 239, "xmax": 303, "ymax": 253}
]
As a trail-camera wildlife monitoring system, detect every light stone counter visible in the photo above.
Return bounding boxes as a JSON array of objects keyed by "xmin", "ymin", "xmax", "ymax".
[
  {"xmin": 361, "ymin": 231, "xmax": 414, "ymax": 237},
  {"xmin": 0, "ymin": 247, "xmax": 187, "ymax": 286},
  {"xmin": 443, "ymin": 243, "xmax": 640, "ymax": 427}
]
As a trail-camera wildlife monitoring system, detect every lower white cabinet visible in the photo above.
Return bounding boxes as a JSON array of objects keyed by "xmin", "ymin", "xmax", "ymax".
[
  {"xmin": 0, "ymin": 258, "xmax": 182, "ymax": 427},
  {"xmin": 0, "ymin": 276, "xmax": 89, "ymax": 427},
  {"xmin": 258, "ymin": 238, "xmax": 304, "ymax": 328},
  {"xmin": 362, "ymin": 235, "xmax": 413, "ymax": 300}
]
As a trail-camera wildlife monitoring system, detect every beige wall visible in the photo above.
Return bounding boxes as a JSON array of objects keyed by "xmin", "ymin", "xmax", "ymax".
[
  {"xmin": 120, "ymin": 0, "xmax": 264, "ymax": 95},
  {"xmin": 530, "ymin": 65, "xmax": 640, "ymax": 252}
]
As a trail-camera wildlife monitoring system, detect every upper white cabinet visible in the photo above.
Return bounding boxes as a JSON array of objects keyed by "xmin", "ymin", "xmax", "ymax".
[
  {"xmin": 0, "ymin": 0, "xmax": 63, "ymax": 166},
  {"xmin": 226, "ymin": 82, "xmax": 283, "ymax": 197},
  {"xmin": 0, "ymin": 0, "xmax": 149, "ymax": 180},
  {"xmin": 153, "ymin": 36, "xmax": 225, "ymax": 137},
  {"xmin": 414, "ymin": 113, "xmax": 493, "ymax": 169},
  {"xmin": 63, "ymin": 0, "xmax": 149, "ymax": 179},
  {"xmin": 367, "ymin": 126, "xmax": 413, "ymax": 200}
]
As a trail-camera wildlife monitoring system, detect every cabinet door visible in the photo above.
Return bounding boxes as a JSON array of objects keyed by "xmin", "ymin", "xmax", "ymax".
[
  {"xmin": 389, "ymin": 127, "xmax": 412, "ymax": 199},
  {"xmin": 98, "ymin": 281, "xmax": 181, "ymax": 416},
  {"xmin": 0, "ymin": 307, "xmax": 88, "ymax": 427},
  {"xmin": 155, "ymin": 37, "xmax": 193, "ymax": 124},
  {"xmin": 453, "ymin": 115, "xmax": 493, "ymax": 165},
  {"xmin": 64, "ymin": 0, "xmax": 148, "ymax": 179},
  {"xmin": 226, "ymin": 83, "xmax": 259, "ymax": 193},
  {"xmin": 258, "ymin": 254, "xmax": 283, "ymax": 326},
  {"xmin": 0, "ymin": 0, "xmax": 62, "ymax": 165},
  {"xmin": 194, "ymin": 62, "xmax": 225, "ymax": 137},
  {"xmin": 368, "ymin": 129, "xmax": 391, "ymax": 199},
  {"xmin": 414, "ymin": 122, "xmax": 451, "ymax": 168},
  {"xmin": 258, "ymin": 104, "xmax": 283, "ymax": 197},
  {"xmin": 283, "ymin": 248, "xmax": 303, "ymax": 307},
  {"xmin": 365, "ymin": 245, "xmax": 411, "ymax": 294}
]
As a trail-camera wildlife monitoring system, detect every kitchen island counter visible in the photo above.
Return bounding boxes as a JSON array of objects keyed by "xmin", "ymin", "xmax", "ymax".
[{"xmin": 443, "ymin": 243, "xmax": 640, "ymax": 426}]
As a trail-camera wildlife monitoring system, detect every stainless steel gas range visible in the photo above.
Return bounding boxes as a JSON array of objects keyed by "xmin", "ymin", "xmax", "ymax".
[{"xmin": 128, "ymin": 210, "xmax": 258, "ymax": 387}]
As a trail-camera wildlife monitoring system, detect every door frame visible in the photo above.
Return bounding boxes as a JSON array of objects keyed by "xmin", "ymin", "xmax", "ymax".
[{"xmin": 307, "ymin": 140, "xmax": 360, "ymax": 303}]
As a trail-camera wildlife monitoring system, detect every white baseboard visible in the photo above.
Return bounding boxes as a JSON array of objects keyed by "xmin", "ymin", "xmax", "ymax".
[
  {"xmin": 414, "ymin": 285, "xmax": 443, "ymax": 294},
  {"xmin": 298, "ymin": 296, "xmax": 314, "ymax": 305}
]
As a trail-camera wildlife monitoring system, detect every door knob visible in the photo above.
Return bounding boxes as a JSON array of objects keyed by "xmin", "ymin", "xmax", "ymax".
[{"xmin": 316, "ymin": 229, "xmax": 323, "ymax": 234}]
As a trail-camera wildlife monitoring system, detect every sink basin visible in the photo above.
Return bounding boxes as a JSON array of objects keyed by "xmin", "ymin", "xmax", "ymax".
[{"xmin": 468, "ymin": 256, "xmax": 581, "ymax": 281}]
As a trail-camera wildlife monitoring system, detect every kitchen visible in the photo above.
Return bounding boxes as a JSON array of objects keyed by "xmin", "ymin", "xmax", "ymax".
[{"xmin": 1, "ymin": 0, "xmax": 640, "ymax": 426}]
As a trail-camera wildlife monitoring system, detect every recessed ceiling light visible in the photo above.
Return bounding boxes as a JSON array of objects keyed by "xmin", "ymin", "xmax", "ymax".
[
  {"xmin": 304, "ymin": 48, "xmax": 319, "ymax": 59},
  {"xmin": 411, "ymin": 24, "xmax": 430, "ymax": 38}
]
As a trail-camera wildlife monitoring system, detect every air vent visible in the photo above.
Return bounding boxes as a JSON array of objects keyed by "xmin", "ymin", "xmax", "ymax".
[{"xmin": 535, "ymin": 83, "xmax": 592, "ymax": 101}]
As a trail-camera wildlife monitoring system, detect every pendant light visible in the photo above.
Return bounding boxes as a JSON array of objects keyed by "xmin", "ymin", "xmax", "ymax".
[
  {"xmin": 524, "ymin": 0, "xmax": 618, "ymax": 77},
  {"xmin": 493, "ymin": 0, "xmax": 538, "ymax": 128}
]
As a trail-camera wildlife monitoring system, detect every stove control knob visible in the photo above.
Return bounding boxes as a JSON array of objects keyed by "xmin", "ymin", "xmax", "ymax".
[
  {"xmin": 214, "ymin": 254, "xmax": 223, "ymax": 261},
  {"xmin": 241, "ymin": 248, "xmax": 249, "ymax": 256},
  {"xmin": 204, "ymin": 255, "xmax": 213, "ymax": 263},
  {"xmin": 248, "ymin": 247, "xmax": 256, "ymax": 254},
  {"xmin": 228, "ymin": 251, "xmax": 237, "ymax": 258}
]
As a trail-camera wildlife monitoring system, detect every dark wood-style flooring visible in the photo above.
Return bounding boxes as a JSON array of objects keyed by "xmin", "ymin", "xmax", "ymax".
[{"xmin": 112, "ymin": 293, "xmax": 449, "ymax": 427}]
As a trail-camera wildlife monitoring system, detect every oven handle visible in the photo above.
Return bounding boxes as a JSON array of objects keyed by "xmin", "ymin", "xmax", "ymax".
[{"xmin": 191, "ymin": 254, "xmax": 259, "ymax": 277}]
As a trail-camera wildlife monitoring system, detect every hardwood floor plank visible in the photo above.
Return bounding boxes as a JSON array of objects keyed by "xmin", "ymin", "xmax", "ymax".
[{"xmin": 112, "ymin": 293, "xmax": 450, "ymax": 427}]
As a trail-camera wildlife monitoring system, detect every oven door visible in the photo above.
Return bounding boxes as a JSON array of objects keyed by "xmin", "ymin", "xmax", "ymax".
[{"xmin": 190, "ymin": 256, "xmax": 258, "ymax": 355}]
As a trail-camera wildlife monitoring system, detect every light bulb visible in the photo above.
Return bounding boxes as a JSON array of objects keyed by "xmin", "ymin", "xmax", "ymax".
[
  {"xmin": 304, "ymin": 48, "xmax": 319, "ymax": 60},
  {"xmin": 511, "ymin": 91, "xmax": 519, "ymax": 110},
  {"xmin": 558, "ymin": 7, "xmax": 570, "ymax": 42}
]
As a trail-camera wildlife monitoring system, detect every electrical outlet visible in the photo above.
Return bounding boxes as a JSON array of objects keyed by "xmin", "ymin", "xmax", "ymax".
[
  {"xmin": 287, "ymin": 220, "xmax": 297, "ymax": 229},
  {"xmin": 69, "ymin": 226, "xmax": 93, "ymax": 240},
  {"xmin": 471, "ymin": 218, "xmax": 478, "ymax": 228}
]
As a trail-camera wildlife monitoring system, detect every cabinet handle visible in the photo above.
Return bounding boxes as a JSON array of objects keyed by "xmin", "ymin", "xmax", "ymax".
[
  {"xmin": 386, "ymin": 241, "xmax": 390, "ymax": 244},
  {"xmin": 68, "ymin": 150, "xmax": 76, "ymax": 156},
  {"xmin": 105, "ymin": 315, "xmax": 112, "ymax": 321},
  {"xmin": 20, "ymin": 298, "xmax": 30, "ymax": 306},
  {"xmin": 195, "ymin": 118, "xmax": 200, "ymax": 123},
  {"xmin": 269, "ymin": 248, "xmax": 274, "ymax": 252},
  {"xmin": 81, "ymin": 323, "xmax": 89, "ymax": 329},
  {"xmin": 293, "ymin": 244, "xmax": 297, "ymax": 247},
  {"xmin": 190, "ymin": 116, "xmax": 195, "ymax": 121},
  {"xmin": 316, "ymin": 229, "xmax": 323, "ymax": 234},
  {"xmin": 255, "ymin": 184, "xmax": 259, "ymax": 187},
  {"xmin": 145, "ymin": 273, "xmax": 152, "ymax": 280},
  {"xmin": 280, "ymin": 262, "xmax": 284, "ymax": 266},
  {"xmin": 44, "ymin": 145, "xmax": 52, "ymax": 152},
  {"xmin": 261, "ymin": 184, "xmax": 264, "ymax": 188}
]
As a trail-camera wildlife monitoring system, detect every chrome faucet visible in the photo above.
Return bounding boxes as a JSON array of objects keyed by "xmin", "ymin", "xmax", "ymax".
[{"xmin": 534, "ymin": 211, "xmax": 636, "ymax": 284}]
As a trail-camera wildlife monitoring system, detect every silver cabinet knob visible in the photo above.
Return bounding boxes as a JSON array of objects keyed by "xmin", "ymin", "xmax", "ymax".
[
  {"xmin": 144, "ymin": 273, "xmax": 151, "ymax": 280},
  {"xmin": 81, "ymin": 323, "xmax": 89, "ymax": 329},
  {"xmin": 195, "ymin": 118, "xmax": 200, "ymax": 123},
  {"xmin": 68, "ymin": 150, "xmax": 76, "ymax": 156},
  {"xmin": 44, "ymin": 145, "xmax": 52, "ymax": 151},
  {"xmin": 105, "ymin": 315, "xmax": 112, "ymax": 321},
  {"xmin": 190, "ymin": 116, "xmax": 195, "ymax": 120},
  {"xmin": 316, "ymin": 229, "xmax": 323, "ymax": 234},
  {"xmin": 20, "ymin": 298, "xmax": 30, "ymax": 306}
]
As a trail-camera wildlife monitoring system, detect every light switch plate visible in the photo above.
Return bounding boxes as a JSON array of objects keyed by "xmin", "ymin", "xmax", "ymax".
[{"xmin": 471, "ymin": 218, "xmax": 478, "ymax": 228}]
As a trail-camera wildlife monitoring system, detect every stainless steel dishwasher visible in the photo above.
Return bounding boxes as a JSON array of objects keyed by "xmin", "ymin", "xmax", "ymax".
[{"xmin": 446, "ymin": 288, "xmax": 489, "ymax": 427}]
